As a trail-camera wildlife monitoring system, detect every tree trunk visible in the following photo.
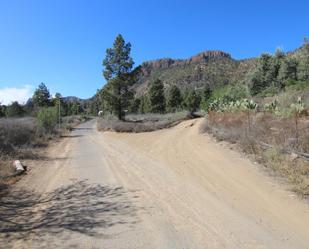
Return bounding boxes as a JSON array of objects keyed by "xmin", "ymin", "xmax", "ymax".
[{"xmin": 117, "ymin": 86, "xmax": 123, "ymax": 121}]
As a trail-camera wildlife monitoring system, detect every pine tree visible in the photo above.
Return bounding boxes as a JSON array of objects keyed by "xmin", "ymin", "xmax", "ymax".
[
  {"xmin": 166, "ymin": 85, "xmax": 182, "ymax": 112},
  {"xmin": 278, "ymin": 57, "xmax": 298, "ymax": 83},
  {"xmin": 52, "ymin": 93, "xmax": 68, "ymax": 116},
  {"xmin": 102, "ymin": 34, "xmax": 135, "ymax": 120},
  {"xmin": 298, "ymin": 38, "xmax": 309, "ymax": 80},
  {"xmin": 268, "ymin": 49, "xmax": 285, "ymax": 89},
  {"xmin": 0, "ymin": 103, "xmax": 5, "ymax": 117},
  {"xmin": 32, "ymin": 83, "xmax": 51, "ymax": 107},
  {"xmin": 129, "ymin": 97, "xmax": 141, "ymax": 113},
  {"xmin": 184, "ymin": 90, "xmax": 201, "ymax": 114},
  {"xmin": 249, "ymin": 53, "xmax": 281, "ymax": 95},
  {"xmin": 148, "ymin": 79, "xmax": 166, "ymax": 113},
  {"xmin": 200, "ymin": 85, "xmax": 212, "ymax": 110},
  {"xmin": 139, "ymin": 95, "xmax": 150, "ymax": 114}
]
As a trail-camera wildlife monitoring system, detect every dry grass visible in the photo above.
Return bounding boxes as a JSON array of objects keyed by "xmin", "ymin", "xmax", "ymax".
[
  {"xmin": 0, "ymin": 115, "xmax": 91, "ymax": 185},
  {"xmin": 0, "ymin": 115, "xmax": 91, "ymax": 156},
  {"xmin": 202, "ymin": 111, "xmax": 309, "ymax": 197},
  {"xmin": 0, "ymin": 117, "xmax": 41, "ymax": 186},
  {"xmin": 0, "ymin": 118, "xmax": 43, "ymax": 155},
  {"xmin": 62, "ymin": 115, "xmax": 92, "ymax": 131},
  {"xmin": 97, "ymin": 112, "xmax": 195, "ymax": 133},
  {"xmin": 0, "ymin": 160, "xmax": 14, "ymax": 178}
]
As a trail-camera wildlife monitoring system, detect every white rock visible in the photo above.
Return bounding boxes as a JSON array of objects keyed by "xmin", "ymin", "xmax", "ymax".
[{"xmin": 13, "ymin": 160, "xmax": 24, "ymax": 173}]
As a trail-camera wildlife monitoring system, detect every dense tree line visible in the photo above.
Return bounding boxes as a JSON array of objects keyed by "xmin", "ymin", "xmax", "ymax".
[
  {"xmin": 96, "ymin": 76, "xmax": 210, "ymax": 118},
  {"xmin": 0, "ymin": 82, "xmax": 88, "ymax": 118},
  {"xmin": 249, "ymin": 39, "xmax": 309, "ymax": 96}
]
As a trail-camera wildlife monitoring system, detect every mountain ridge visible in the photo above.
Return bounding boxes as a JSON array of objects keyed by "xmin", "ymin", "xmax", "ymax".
[{"xmin": 133, "ymin": 49, "xmax": 258, "ymax": 95}]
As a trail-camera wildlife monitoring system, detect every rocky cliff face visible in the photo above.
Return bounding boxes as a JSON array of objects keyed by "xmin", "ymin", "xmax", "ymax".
[
  {"xmin": 133, "ymin": 50, "xmax": 255, "ymax": 95},
  {"xmin": 187, "ymin": 50, "xmax": 231, "ymax": 63},
  {"xmin": 141, "ymin": 50, "xmax": 231, "ymax": 73}
]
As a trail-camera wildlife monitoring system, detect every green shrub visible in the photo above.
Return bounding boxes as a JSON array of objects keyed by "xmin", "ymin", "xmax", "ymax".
[
  {"xmin": 183, "ymin": 90, "xmax": 201, "ymax": 114},
  {"xmin": 264, "ymin": 100, "xmax": 278, "ymax": 112},
  {"xmin": 286, "ymin": 80, "xmax": 309, "ymax": 91},
  {"xmin": 210, "ymin": 84, "xmax": 248, "ymax": 103},
  {"xmin": 6, "ymin": 101, "xmax": 24, "ymax": 117},
  {"xmin": 208, "ymin": 98, "xmax": 258, "ymax": 113},
  {"xmin": 258, "ymin": 86, "xmax": 280, "ymax": 97},
  {"xmin": 37, "ymin": 107, "xmax": 58, "ymax": 133}
]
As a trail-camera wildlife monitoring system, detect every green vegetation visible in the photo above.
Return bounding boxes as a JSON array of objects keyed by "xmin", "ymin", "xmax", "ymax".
[
  {"xmin": 183, "ymin": 89, "xmax": 201, "ymax": 114},
  {"xmin": 249, "ymin": 40, "xmax": 309, "ymax": 97},
  {"xmin": 0, "ymin": 82, "xmax": 92, "ymax": 122},
  {"xmin": 148, "ymin": 79, "xmax": 166, "ymax": 113},
  {"xmin": 199, "ymin": 86, "xmax": 212, "ymax": 110},
  {"xmin": 138, "ymin": 95, "xmax": 151, "ymax": 114},
  {"xmin": 166, "ymin": 85, "xmax": 182, "ymax": 112},
  {"xmin": 33, "ymin": 82, "xmax": 51, "ymax": 107},
  {"xmin": 6, "ymin": 101, "xmax": 24, "ymax": 117},
  {"xmin": 100, "ymin": 34, "xmax": 135, "ymax": 120},
  {"xmin": 36, "ymin": 107, "xmax": 58, "ymax": 134}
]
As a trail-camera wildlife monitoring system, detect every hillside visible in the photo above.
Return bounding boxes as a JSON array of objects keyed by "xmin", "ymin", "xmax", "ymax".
[
  {"xmin": 62, "ymin": 96, "xmax": 86, "ymax": 103},
  {"xmin": 94, "ymin": 40, "xmax": 309, "ymax": 117},
  {"xmin": 132, "ymin": 50, "xmax": 258, "ymax": 95}
]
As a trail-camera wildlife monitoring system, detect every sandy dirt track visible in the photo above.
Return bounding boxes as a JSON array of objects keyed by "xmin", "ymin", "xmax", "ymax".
[{"xmin": 1, "ymin": 118, "xmax": 309, "ymax": 249}]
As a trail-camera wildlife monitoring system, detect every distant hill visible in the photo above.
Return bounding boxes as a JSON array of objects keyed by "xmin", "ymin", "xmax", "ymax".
[
  {"xmin": 62, "ymin": 96, "xmax": 86, "ymax": 103},
  {"xmin": 132, "ymin": 50, "xmax": 258, "ymax": 95}
]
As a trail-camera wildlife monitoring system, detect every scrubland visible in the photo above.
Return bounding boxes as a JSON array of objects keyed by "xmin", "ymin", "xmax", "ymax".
[
  {"xmin": 0, "ymin": 115, "xmax": 90, "ymax": 184},
  {"xmin": 202, "ymin": 109, "xmax": 309, "ymax": 196},
  {"xmin": 97, "ymin": 111, "xmax": 199, "ymax": 133}
]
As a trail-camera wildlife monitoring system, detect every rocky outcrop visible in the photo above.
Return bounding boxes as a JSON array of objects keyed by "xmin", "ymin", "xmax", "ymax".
[
  {"xmin": 188, "ymin": 50, "xmax": 231, "ymax": 63},
  {"xmin": 141, "ymin": 50, "xmax": 232, "ymax": 72},
  {"xmin": 132, "ymin": 49, "xmax": 258, "ymax": 96}
]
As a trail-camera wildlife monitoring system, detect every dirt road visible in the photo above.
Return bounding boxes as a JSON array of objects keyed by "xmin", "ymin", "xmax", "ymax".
[{"xmin": 1, "ymin": 118, "xmax": 309, "ymax": 249}]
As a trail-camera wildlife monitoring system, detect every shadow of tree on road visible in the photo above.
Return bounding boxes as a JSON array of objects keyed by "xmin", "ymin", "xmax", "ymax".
[
  {"xmin": 72, "ymin": 127, "xmax": 93, "ymax": 131},
  {"xmin": 0, "ymin": 180, "xmax": 140, "ymax": 245}
]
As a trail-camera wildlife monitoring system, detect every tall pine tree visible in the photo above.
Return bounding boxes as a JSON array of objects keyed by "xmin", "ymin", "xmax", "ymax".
[
  {"xmin": 184, "ymin": 90, "xmax": 201, "ymax": 114},
  {"xmin": 102, "ymin": 34, "xmax": 135, "ymax": 120},
  {"xmin": 32, "ymin": 83, "xmax": 51, "ymax": 107},
  {"xmin": 166, "ymin": 85, "xmax": 182, "ymax": 112},
  {"xmin": 148, "ymin": 79, "xmax": 166, "ymax": 113},
  {"xmin": 298, "ymin": 38, "xmax": 309, "ymax": 80}
]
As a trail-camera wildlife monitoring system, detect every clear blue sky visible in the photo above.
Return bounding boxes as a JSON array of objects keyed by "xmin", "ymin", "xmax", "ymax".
[{"xmin": 0, "ymin": 0, "xmax": 308, "ymax": 103}]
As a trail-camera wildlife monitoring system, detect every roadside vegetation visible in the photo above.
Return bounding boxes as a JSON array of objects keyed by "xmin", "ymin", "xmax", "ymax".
[
  {"xmin": 202, "ymin": 94, "xmax": 309, "ymax": 196},
  {"xmin": 97, "ymin": 112, "xmax": 194, "ymax": 133},
  {"xmin": 0, "ymin": 115, "xmax": 89, "ymax": 185},
  {"xmin": 199, "ymin": 39, "xmax": 309, "ymax": 197},
  {"xmin": 0, "ymin": 83, "xmax": 91, "ymax": 185}
]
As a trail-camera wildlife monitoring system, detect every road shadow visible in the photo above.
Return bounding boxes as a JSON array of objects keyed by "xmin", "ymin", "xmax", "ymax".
[
  {"xmin": 60, "ymin": 135, "xmax": 83, "ymax": 138},
  {"xmin": 21, "ymin": 154, "xmax": 69, "ymax": 162},
  {"xmin": 72, "ymin": 127, "xmax": 93, "ymax": 131},
  {"xmin": 0, "ymin": 180, "xmax": 140, "ymax": 245}
]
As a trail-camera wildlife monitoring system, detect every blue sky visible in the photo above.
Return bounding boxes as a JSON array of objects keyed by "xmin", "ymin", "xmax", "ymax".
[{"xmin": 0, "ymin": 0, "xmax": 308, "ymax": 103}]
